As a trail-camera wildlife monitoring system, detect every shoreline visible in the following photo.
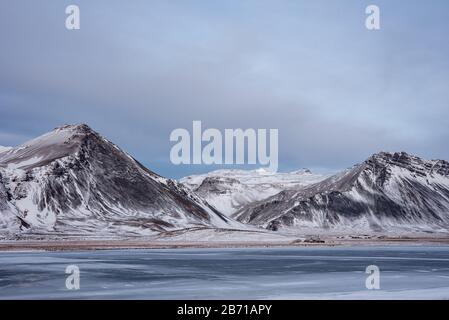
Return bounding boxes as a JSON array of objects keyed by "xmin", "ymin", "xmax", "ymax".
[{"xmin": 1, "ymin": 236, "xmax": 449, "ymax": 252}]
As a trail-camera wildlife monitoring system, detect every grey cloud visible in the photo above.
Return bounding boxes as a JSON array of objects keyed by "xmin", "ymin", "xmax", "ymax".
[{"xmin": 0, "ymin": 0, "xmax": 448, "ymax": 178}]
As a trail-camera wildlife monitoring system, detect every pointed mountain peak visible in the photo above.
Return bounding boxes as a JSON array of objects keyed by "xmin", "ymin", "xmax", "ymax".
[
  {"xmin": 363, "ymin": 151, "xmax": 449, "ymax": 178},
  {"xmin": 54, "ymin": 123, "xmax": 93, "ymax": 132},
  {"xmin": 365, "ymin": 151, "xmax": 422, "ymax": 167},
  {"xmin": 369, "ymin": 151, "xmax": 411, "ymax": 161},
  {"xmin": 50, "ymin": 123, "xmax": 98, "ymax": 138},
  {"xmin": 0, "ymin": 124, "xmax": 108, "ymax": 170}
]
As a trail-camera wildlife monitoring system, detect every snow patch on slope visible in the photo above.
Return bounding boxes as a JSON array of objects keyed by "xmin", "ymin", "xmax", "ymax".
[{"xmin": 0, "ymin": 146, "xmax": 12, "ymax": 154}]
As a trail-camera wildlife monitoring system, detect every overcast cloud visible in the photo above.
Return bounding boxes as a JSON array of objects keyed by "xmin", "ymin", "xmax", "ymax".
[{"xmin": 0, "ymin": 0, "xmax": 448, "ymax": 178}]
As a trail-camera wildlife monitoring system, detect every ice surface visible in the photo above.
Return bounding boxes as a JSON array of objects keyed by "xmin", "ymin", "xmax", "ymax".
[{"xmin": 0, "ymin": 246, "xmax": 448, "ymax": 299}]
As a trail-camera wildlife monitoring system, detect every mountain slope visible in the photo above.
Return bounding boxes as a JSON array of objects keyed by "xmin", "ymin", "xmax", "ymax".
[
  {"xmin": 234, "ymin": 152, "xmax": 449, "ymax": 233},
  {"xmin": 0, "ymin": 124, "xmax": 234, "ymax": 238},
  {"xmin": 181, "ymin": 168, "xmax": 326, "ymax": 216}
]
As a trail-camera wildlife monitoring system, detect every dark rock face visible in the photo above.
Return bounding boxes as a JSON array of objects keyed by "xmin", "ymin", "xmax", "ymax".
[
  {"xmin": 234, "ymin": 152, "xmax": 449, "ymax": 232},
  {"xmin": 195, "ymin": 177, "xmax": 240, "ymax": 195},
  {"xmin": 0, "ymin": 124, "xmax": 230, "ymax": 237}
]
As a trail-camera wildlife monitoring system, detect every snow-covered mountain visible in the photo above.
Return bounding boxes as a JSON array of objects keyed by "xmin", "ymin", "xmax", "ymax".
[
  {"xmin": 234, "ymin": 152, "xmax": 449, "ymax": 233},
  {"xmin": 0, "ymin": 124, "xmax": 235, "ymax": 238},
  {"xmin": 180, "ymin": 169, "xmax": 326, "ymax": 216}
]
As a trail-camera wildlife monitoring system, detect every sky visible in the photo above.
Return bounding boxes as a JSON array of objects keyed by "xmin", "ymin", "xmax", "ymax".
[{"xmin": 0, "ymin": 0, "xmax": 448, "ymax": 178}]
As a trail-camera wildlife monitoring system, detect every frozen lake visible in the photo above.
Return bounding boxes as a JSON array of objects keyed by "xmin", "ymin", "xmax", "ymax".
[{"xmin": 1, "ymin": 246, "xmax": 449, "ymax": 299}]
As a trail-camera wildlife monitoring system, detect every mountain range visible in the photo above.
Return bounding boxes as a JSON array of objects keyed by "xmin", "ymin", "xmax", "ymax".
[
  {"xmin": 1, "ymin": 124, "xmax": 449, "ymax": 239},
  {"xmin": 181, "ymin": 168, "xmax": 326, "ymax": 216}
]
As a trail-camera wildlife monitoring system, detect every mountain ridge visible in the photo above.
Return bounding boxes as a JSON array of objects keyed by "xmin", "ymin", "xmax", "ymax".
[{"xmin": 233, "ymin": 151, "xmax": 449, "ymax": 233}]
